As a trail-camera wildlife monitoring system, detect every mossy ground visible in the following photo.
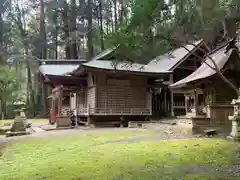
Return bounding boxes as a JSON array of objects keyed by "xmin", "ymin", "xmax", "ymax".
[{"xmin": 0, "ymin": 130, "xmax": 239, "ymax": 180}]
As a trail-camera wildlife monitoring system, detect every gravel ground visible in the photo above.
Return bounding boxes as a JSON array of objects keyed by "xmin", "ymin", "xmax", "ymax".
[
  {"xmin": 0, "ymin": 122, "xmax": 194, "ymax": 144},
  {"xmin": 175, "ymin": 164, "xmax": 240, "ymax": 177}
]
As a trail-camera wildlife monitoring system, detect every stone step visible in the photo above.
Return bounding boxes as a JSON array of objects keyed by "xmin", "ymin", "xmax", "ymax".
[{"xmin": 31, "ymin": 127, "xmax": 45, "ymax": 132}]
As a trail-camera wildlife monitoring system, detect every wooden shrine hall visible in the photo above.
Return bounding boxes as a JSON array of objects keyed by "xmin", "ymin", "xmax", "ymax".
[
  {"xmin": 39, "ymin": 59, "xmax": 86, "ymax": 126},
  {"xmin": 170, "ymin": 41, "xmax": 240, "ymax": 133},
  {"xmin": 39, "ymin": 39, "xmax": 213, "ymax": 127},
  {"xmin": 39, "ymin": 55, "xmax": 172, "ymax": 127},
  {"xmin": 68, "ymin": 56, "xmax": 172, "ymax": 127},
  {"xmin": 147, "ymin": 39, "xmax": 209, "ymax": 117}
]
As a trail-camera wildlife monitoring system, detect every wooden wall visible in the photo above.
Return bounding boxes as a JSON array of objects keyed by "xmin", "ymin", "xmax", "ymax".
[
  {"xmin": 76, "ymin": 90, "xmax": 87, "ymax": 109},
  {"xmin": 97, "ymin": 85, "xmax": 146, "ymax": 109},
  {"xmin": 85, "ymin": 72, "xmax": 96, "ymax": 110},
  {"xmin": 95, "ymin": 73, "xmax": 149, "ymax": 110},
  {"xmin": 87, "ymin": 87, "xmax": 96, "ymax": 109}
]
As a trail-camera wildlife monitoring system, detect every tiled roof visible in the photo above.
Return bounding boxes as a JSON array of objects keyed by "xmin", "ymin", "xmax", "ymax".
[
  {"xmin": 82, "ymin": 60, "xmax": 171, "ymax": 74},
  {"xmin": 170, "ymin": 44, "xmax": 236, "ymax": 88},
  {"xmin": 147, "ymin": 40, "xmax": 204, "ymax": 71}
]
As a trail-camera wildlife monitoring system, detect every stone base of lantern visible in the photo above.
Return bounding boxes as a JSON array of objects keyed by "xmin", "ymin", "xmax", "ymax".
[
  {"xmin": 5, "ymin": 131, "xmax": 30, "ymax": 137},
  {"xmin": 228, "ymin": 97, "xmax": 240, "ymax": 141},
  {"xmin": 229, "ymin": 116, "xmax": 240, "ymax": 141},
  {"xmin": 10, "ymin": 116, "xmax": 27, "ymax": 132},
  {"xmin": 7, "ymin": 114, "xmax": 31, "ymax": 137}
]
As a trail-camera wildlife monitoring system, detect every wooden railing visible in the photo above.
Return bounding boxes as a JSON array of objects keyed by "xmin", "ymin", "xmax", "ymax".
[
  {"xmin": 208, "ymin": 101, "xmax": 232, "ymax": 105},
  {"xmin": 76, "ymin": 108, "xmax": 88, "ymax": 115},
  {"xmin": 173, "ymin": 100, "xmax": 185, "ymax": 109},
  {"xmin": 73, "ymin": 107, "xmax": 151, "ymax": 116}
]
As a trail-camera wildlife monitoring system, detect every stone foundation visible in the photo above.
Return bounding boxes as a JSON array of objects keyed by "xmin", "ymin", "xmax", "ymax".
[
  {"xmin": 56, "ymin": 116, "xmax": 71, "ymax": 128},
  {"xmin": 192, "ymin": 125, "xmax": 231, "ymax": 134},
  {"xmin": 191, "ymin": 116, "xmax": 231, "ymax": 134}
]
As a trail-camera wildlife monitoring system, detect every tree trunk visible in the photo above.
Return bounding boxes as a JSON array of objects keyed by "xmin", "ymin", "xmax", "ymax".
[
  {"xmin": 27, "ymin": 64, "xmax": 35, "ymax": 115},
  {"xmin": 70, "ymin": 0, "xmax": 78, "ymax": 59},
  {"xmin": 55, "ymin": 33, "xmax": 58, "ymax": 59},
  {"xmin": 63, "ymin": 1, "xmax": 71, "ymax": 59},
  {"xmin": 119, "ymin": 0, "xmax": 124, "ymax": 23},
  {"xmin": 0, "ymin": 99, "xmax": 3, "ymax": 120},
  {"xmin": 106, "ymin": 18, "xmax": 109, "ymax": 34},
  {"xmin": 40, "ymin": 0, "xmax": 47, "ymax": 113},
  {"xmin": 110, "ymin": 0, "xmax": 114, "ymax": 32},
  {"xmin": 40, "ymin": 0, "xmax": 47, "ymax": 60},
  {"xmin": 113, "ymin": 0, "xmax": 117, "ymax": 30},
  {"xmin": 87, "ymin": 0, "xmax": 94, "ymax": 60},
  {"xmin": 54, "ymin": 9, "xmax": 58, "ymax": 59},
  {"xmin": 0, "ymin": 3, "xmax": 4, "ymax": 64},
  {"xmin": 99, "ymin": 0, "xmax": 104, "ymax": 50}
]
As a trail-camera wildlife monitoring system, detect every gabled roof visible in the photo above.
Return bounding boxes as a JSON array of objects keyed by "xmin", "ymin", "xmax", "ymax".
[
  {"xmin": 170, "ymin": 44, "xmax": 238, "ymax": 89},
  {"xmin": 40, "ymin": 59, "xmax": 86, "ymax": 65},
  {"xmin": 147, "ymin": 39, "xmax": 205, "ymax": 71},
  {"xmin": 92, "ymin": 47, "xmax": 117, "ymax": 61},
  {"xmin": 39, "ymin": 64, "xmax": 79, "ymax": 77},
  {"xmin": 81, "ymin": 60, "xmax": 171, "ymax": 74}
]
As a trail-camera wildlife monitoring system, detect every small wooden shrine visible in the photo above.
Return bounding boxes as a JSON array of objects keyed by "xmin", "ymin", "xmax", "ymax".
[
  {"xmin": 147, "ymin": 39, "xmax": 209, "ymax": 117},
  {"xmin": 170, "ymin": 41, "xmax": 240, "ymax": 133},
  {"xmin": 39, "ymin": 59, "xmax": 86, "ymax": 127}
]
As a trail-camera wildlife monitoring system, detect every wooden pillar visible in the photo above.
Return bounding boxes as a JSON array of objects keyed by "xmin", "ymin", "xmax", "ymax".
[
  {"xmin": 170, "ymin": 74, "xmax": 174, "ymax": 117},
  {"xmin": 194, "ymin": 88, "xmax": 199, "ymax": 116},
  {"xmin": 87, "ymin": 116, "xmax": 95, "ymax": 127},
  {"xmin": 87, "ymin": 104, "xmax": 94, "ymax": 127},
  {"xmin": 73, "ymin": 93, "xmax": 78, "ymax": 127},
  {"xmin": 164, "ymin": 88, "xmax": 167, "ymax": 113},
  {"xmin": 185, "ymin": 94, "xmax": 188, "ymax": 115},
  {"xmin": 149, "ymin": 90, "xmax": 152, "ymax": 115},
  {"xmin": 58, "ymin": 91, "xmax": 62, "ymax": 116},
  {"xmin": 51, "ymin": 98, "xmax": 54, "ymax": 123}
]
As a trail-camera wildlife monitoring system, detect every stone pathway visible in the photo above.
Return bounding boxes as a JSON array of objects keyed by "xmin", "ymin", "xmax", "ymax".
[{"xmin": 31, "ymin": 127, "xmax": 45, "ymax": 133}]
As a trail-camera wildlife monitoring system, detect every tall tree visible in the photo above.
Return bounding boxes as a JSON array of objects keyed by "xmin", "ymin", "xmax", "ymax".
[
  {"xmin": 63, "ymin": 0, "xmax": 71, "ymax": 59},
  {"xmin": 113, "ymin": 0, "xmax": 117, "ymax": 30},
  {"xmin": 69, "ymin": 0, "xmax": 78, "ymax": 59},
  {"xmin": 39, "ymin": 0, "xmax": 47, "ymax": 113},
  {"xmin": 0, "ymin": 66, "xmax": 17, "ymax": 119},
  {"xmin": 97, "ymin": 0, "xmax": 104, "ymax": 50},
  {"xmin": 40, "ymin": 0, "xmax": 47, "ymax": 60},
  {"xmin": 87, "ymin": 0, "xmax": 93, "ymax": 59},
  {"xmin": 0, "ymin": 2, "xmax": 4, "ymax": 64}
]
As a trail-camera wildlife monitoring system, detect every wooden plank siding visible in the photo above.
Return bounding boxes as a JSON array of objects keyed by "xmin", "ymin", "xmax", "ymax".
[
  {"xmin": 96, "ymin": 85, "xmax": 146, "ymax": 110},
  {"xmin": 87, "ymin": 87, "xmax": 96, "ymax": 109},
  {"xmin": 74, "ymin": 72, "xmax": 152, "ymax": 116},
  {"xmin": 97, "ymin": 74, "xmax": 151, "ymax": 115},
  {"xmin": 76, "ymin": 90, "xmax": 88, "ymax": 115}
]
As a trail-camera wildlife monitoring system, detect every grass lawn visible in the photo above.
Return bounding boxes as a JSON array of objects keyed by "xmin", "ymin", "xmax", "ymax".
[
  {"xmin": 0, "ymin": 132, "xmax": 239, "ymax": 180},
  {"xmin": 0, "ymin": 118, "xmax": 48, "ymax": 125}
]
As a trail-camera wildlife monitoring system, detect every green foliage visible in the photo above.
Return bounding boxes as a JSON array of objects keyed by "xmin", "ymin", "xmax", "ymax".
[
  {"xmin": 106, "ymin": 0, "xmax": 240, "ymax": 64},
  {"xmin": 0, "ymin": 66, "xmax": 17, "ymax": 102}
]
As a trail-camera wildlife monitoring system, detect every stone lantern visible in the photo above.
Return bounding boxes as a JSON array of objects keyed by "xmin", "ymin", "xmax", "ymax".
[
  {"xmin": 6, "ymin": 101, "xmax": 30, "ymax": 137},
  {"xmin": 228, "ymin": 98, "xmax": 240, "ymax": 141}
]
